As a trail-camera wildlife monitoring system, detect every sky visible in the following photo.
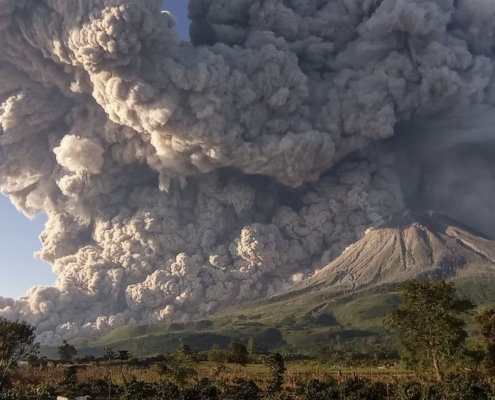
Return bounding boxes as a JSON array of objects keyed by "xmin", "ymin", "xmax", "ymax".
[{"xmin": 0, "ymin": 0, "xmax": 191, "ymax": 300}]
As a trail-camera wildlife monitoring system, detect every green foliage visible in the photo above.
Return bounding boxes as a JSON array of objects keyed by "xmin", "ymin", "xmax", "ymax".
[
  {"xmin": 474, "ymin": 308, "xmax": 495, "ymax": 368},
  {"xmin": 0, "ymin": 388, "xmax": 36, "ymax": 400},
  {"xmin": 57, "ymin": 365, "xmax": 90, "ymax": 398},
  {"xmin": 61, "ymin": 365, "xmax": 78, "ymax": 386},
  {"xmin": 262, "ymin": 353, "xmax": 286, "ymax": 393},
  {"xmin": 118, "ymin": 350, "xmax": 132, "ymax": 361},
  {"xmin": 443, "ymin": 375, "xmax": 492, "ymax": 400},
  {"xmin": 227, "ymin": 341, "xmax": 248, "ymax": 366},
  {"xmin": 175, "ymin": 344, "xmax": 198, "ymax": 363},
  {"xmin": 395, "ymin": 381, "xmax": 422, "ymax": 400},
  {"xmin": 34, "ymin": 383, "xmax": 53, "ymax": 400},
  {"xmin": 103, "ymin": 346, "xmax": 118, "ymax": 361},
  {"xmin": 57, "ymin": 340, "xmax": 77, "ymax": 362},
  {"xmin": 227, "ymin": 379, "xmax": 261, "ymax": 400},
  {"xmin": 194, "ymin": 378, "xmax": 221, "ymax": 400},
  {"xmin": 296, "ymin": 379, "xmax": 340, "ymax": 400},
  {"xmin": 0, "ymin": 318, "xmax": 39, "ymax": 388},
  {"xmin": 385, "ymin": 280, "xmax": 474, "ymax": 380},
  {"xmin": 247, "ymin": 337, "xmax": 255, "ymax": 355},
  {"xmin": 340, "ymin": 378, "xmax": 389, "ymax": 400},
  {"xmin": 207, "ymin": 344, "xmax": 227, "ymax": 363},
  {"xmin": 156, "ymin": 345, "xmax": 199, "ymax": 386},
  {"xmin": 120, "ymin": 380, "xmax": 156, "ymax": 400},
  {"xmin": 157, "ymin": 381, "xmax": 181, "ymax": 399}
]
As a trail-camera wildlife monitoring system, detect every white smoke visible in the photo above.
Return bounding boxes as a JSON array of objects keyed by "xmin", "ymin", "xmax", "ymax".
[
  {"xmin": 0, "ymin": 0, "xmax": 494, "ymax": 344},
  {"xmin": 54, "ymin": 136, "xmax": 105, "ymax": 175}
]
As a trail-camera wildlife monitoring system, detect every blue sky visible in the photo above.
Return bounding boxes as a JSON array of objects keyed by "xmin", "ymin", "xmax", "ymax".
[{"xmin": 0, "ymin": 1, "xmax": 190, "ymax": 300}]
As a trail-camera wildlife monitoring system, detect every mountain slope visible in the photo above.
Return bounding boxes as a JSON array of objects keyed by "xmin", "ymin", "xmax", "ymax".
[{"xmin": 290, "ymin": 213, "xmax": 495, "ymax": 295}]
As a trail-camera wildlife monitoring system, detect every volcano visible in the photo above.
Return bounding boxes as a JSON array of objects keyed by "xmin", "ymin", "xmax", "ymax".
[
  {"xmin": 64, "ymin": 213, "xmax": 495, "ymax": 355},
  {"xmin": 290, "ymin": 213, "xmax": 495, "ymax": 296}
]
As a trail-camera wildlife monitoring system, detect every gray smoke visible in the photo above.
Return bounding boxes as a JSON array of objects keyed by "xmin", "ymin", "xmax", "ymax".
[{"xmin": 0, "ymin": 0, "xmax": 494, "ymax": 344}]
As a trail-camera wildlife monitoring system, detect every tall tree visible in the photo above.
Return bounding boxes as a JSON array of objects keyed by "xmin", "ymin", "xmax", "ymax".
[
  {"xmin": 57, "ymin": 340, "xmax": 77, "ymax": 362},
  {"xmin": 474, "ymin": 308, "xmax": 495, "ymax": 368},
  {"xmin": 263, "ymin": 353, "xmax": 286, "ymax": 393},
  {"xmin": 0, "ymin": 318, "xmax": 39, "ymax": 387},
  {"xmin": 384, "ymin": 280, "xmax": 474, "ymax": 381},
  {"xmin": 228, "ymin": 341, "xmax": 249, "ymax": 366},
  {"xmin": 247, "ymin": 337, "xmax": 255, "ymax": 355}
]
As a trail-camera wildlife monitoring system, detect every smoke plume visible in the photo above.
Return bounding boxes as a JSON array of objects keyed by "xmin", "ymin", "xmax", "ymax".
[{"xmin": 0, "ymin": 0, "xmax": 494, "ymax": 343}]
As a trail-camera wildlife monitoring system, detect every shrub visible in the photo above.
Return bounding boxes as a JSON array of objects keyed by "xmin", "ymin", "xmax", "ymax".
[
  {"xmin": 396, "ymin": 381, "xmax": 422, "ymax": 400},
  {"xmin": 119, "ymin": 380, "xmax": 156, "ymax": 400},
  {"xmin": 296, "ymin": 379, "xmax": 339, "ymax": 400},
  {"xmin": 227, "ymin": 379, "xmax": 261, "ymax": 400}
]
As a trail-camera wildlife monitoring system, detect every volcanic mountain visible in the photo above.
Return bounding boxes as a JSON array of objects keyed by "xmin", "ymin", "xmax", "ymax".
[
  {"xmin": 290, "ymin": 213, "xmax": 495, "ymax": 296},
  {"xmin": 63, "ymin": 213, "xmax": 495, "ymax": 356}
]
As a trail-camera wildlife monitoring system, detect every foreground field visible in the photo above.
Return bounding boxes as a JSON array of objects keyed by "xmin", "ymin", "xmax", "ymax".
[
  {"xmin": 11, "ymin": 361, "xmax": 412, "ymax": 390},
  {"xmin": 2, "ymin": 357, "xmax": 492, "ymax": 400}
]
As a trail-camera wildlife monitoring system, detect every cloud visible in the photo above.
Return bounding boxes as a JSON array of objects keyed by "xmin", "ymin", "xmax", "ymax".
[{"xmin": 0, "ymin": 0, "xmax": 493, "ymax": 343}]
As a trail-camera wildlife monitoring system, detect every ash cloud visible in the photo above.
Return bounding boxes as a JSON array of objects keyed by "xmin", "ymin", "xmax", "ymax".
[{"xmin": 0, "ymin": 0, "xmax": 494, "ymax": 343}]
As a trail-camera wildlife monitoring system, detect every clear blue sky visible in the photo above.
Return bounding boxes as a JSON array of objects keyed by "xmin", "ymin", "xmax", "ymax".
[{"xmin": 0, "ymin": 1, "xmax": 190, "ymax": 300}]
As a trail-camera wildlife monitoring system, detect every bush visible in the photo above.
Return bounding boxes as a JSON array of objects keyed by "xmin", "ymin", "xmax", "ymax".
[
  {"xmin": 157, "ymin": 382, "xmax": 180, "ymax": 399},
  {"xmin": 340, "ymin": 378, "xmax": 389, "ymax": 400},
  {"xmin": 396, "ymin": 381, "xmax": 422, "ymax": 400},
  {"xmin": 444, "ymin": 375, "xmax": 493, "ymax": 400},
  {"xmin": 119, "ymin": 380, "xmax": 156, "ymax": 400},
  {"xmin": 195, "ymin": 378, "xmax": 221, "ymax": 400},
  {"xmin": 207, "ymin": 345, "xmax": 228, "ymax": 363},
  {"xmin": 35, "ymin": 383, "xmax": 53, "ymax": 400},
  {"xmin": 227, "ymin": 379, "xmax": 261, "ymax": 400},
  {"xmin": 420, "ymin": 381, "xmax": 445, "ymax": 400},
  {"xmin": 296, "ymin": 379, "xmax": 339, "ymax": 400}
]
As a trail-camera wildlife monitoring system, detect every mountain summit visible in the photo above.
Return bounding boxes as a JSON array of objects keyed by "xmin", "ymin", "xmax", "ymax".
[{"xmin": 291, "ymin": 213, "xmax": 495, "ymax": 295}]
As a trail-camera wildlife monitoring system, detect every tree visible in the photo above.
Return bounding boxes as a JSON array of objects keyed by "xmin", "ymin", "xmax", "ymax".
[
  {"xmin": 474, "ymin": 308, "xmax": 495, "ymax": 368},
  {"xmin": 118, "ymin": 350, "xmax": 132, "ymax": 361},
  {"xmin": 103, "ymin": 346, "xmax": 117, "ymax": 362},
  {"xmin": 175, "ymin": 344, "xmax": 198, "ymax": 363},
  {"xmin": 384, "ymin": 280, "xmax": 474, "ymax": 381},
  {"xmin": 0, "ymin": 318, "xmax": 39, "ymax": 387},
  {"xmin": 158, "ymin": 354, "xmax": 198, "ymax": 386},
  {"xmin": 207, "ymin": 344, "xmax": 227, "ymax": 363},
  {"xmin": 57, "ymin": 340, "xmax": 77, "ymax": 362},
  {"xmin": 228, "ymin": 341, "xmax": 248, "ymax": 366},
  {"xmin": 263, "ymin": 353, "xmax": 286, "ymax": 392},
  {"xmin": 247, "ymin": 337, "xmax": 255, "ymax": 355},
  {"xmin": 116, "ymin": 350, "xmax": 133, "ymax": 383}
]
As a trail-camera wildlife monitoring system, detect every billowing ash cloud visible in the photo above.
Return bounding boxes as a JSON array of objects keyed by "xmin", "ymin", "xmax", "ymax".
[{"xmin": 0, "ymin": 0, "xmax": 494, "ymax": 343}]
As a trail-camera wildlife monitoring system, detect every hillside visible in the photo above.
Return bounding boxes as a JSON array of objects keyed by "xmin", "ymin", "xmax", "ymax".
[{"xmin": 43, "ymin": 213, "xmax": 495, "ymax": 358}]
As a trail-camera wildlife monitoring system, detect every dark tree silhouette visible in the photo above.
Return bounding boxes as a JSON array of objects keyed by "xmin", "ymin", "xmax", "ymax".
[
  {"xmin": 0, "ymin": 318, "xmax": 39, "ymax": 387},
  {"xmin": 57, "ymin": 340, "xmax": 77, "ymax": 362}
]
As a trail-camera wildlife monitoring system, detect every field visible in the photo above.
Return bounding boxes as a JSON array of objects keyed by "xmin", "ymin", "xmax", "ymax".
[{"xmin": 12, "ymin": 361, "xmax": 412, "ymax": 391}]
